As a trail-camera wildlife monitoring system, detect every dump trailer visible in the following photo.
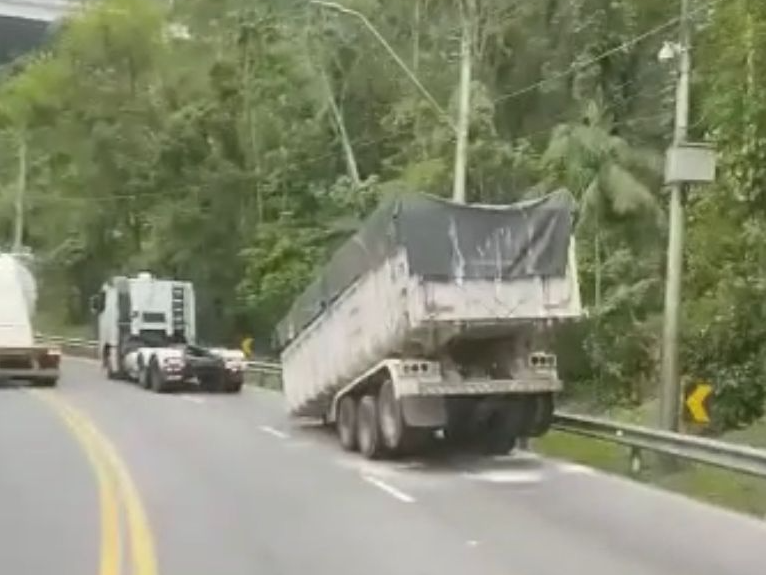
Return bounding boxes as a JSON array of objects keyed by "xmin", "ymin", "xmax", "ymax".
[
  {"xmin": 0, "ymin": 253, "xmax": 60, "ymax": 386},
  {"xmin": 277, "ymin": 191, "xmax": 582, "ymax": 458},
  {"xmin": 91, "ymin": 273, "xmax": 245, "ymax": 393}
]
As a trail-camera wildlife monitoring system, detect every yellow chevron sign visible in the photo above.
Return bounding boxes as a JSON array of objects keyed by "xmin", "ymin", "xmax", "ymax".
[
  {"xmin": 685, "ymin": 382, "xmax": 712, "ymax": 424},
  {"xmin": 241, "ymin": 337, "xmax": 253, "ymax": 358}
]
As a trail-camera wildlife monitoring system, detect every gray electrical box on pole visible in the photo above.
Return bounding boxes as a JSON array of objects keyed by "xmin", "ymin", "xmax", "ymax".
[{"xmin": 664, "ymin": 143, "xmax": 716, "ymax": 185}]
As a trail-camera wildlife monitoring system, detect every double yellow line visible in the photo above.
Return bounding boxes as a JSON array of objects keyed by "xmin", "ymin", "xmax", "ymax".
[{"xmin": 30, "ymin": 390, "xmax": 158, "ymax": 575}]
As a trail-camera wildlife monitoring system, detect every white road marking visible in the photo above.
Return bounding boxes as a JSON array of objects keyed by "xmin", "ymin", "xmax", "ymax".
[
  {"xmin": 462, "ymin": 469, "xmax": 545, "ymax": 484},
  {"xmin": 466, "ymin": 540, "xmax": 479, "ymax": 547},
  {"xmin": 180, "ymin": 395, "xmax": 206, "ymax": 405},
  {"xmin": 259, "ymin": 425, "xmax": 290, "ymax": 440},
  {"xmin": 362, "ymin": 474, "xmax": 416, "ymax": 503},
  {"xmin": 557, "ymin": 462, "xmax": 597, "ymax": 476}
]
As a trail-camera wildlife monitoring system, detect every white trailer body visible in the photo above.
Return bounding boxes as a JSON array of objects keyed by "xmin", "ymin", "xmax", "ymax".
[
  {"xmin": 278, "ymin": 191, "xmax": 582, "ymax": 457},
  {"xmin": 0, "ymin": 253, "xmax": 60, "ymax": 385}
]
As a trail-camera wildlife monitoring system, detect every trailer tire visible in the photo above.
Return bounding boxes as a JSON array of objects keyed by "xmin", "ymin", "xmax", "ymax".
[
  {"xmin": 357, "ymin": 395, "xmax": 384, "ymax": 459},
  {"xmin": 337, "ymin": 395, "xmax": 358, "ymax": 451},
  {"xmin": 378, "ymin": 380, "xmax": 408, "ymax": 454},
  {"xmin": 484, "ymin": 409, "xmax": 517, "ymax": 455},
  {"xmin": 527, "ymin": 393, "xmax": 554, "ymax": 437}
]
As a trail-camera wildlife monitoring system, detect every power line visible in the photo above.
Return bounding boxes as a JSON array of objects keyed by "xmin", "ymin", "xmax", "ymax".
[{"xmin": 494, "ymin": 0, "xmax": 716, "ymax": 105}]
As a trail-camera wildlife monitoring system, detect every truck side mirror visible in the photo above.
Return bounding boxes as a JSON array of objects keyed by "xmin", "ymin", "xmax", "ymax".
[{"xmin": 89, "ymin": 293, "xmax": 105, "ymax": 314}]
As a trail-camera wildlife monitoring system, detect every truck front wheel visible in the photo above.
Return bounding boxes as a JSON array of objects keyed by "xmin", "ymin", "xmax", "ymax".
[
  {"xmin": 357, "ymin": 395, "xmax": 384, "ymax": 459},
  {"xmin": 337, "ymin": 395, "xmax": 358, "ymax": 451},
  {"xmin": 149, "ymin": 361, "xmax": 168, "ymax": 393}
]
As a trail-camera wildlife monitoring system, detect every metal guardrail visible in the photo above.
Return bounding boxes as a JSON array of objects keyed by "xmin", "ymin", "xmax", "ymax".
[
  {"xmin": 40, "ymin": 334, "xmax": 766, "ymax": 478},
  {"xmin": 36, "ymin": 334, "xmax": 282, "ymax": 373},
  {"xmin": 553, "ymin": 413, "xmax": 766, "ymax": 479}
]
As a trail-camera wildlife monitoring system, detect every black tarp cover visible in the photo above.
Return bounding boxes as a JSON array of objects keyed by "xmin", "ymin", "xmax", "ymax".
[{"xmin": 276, "ymin": 190, "xmax": 576, "ymax": 347}]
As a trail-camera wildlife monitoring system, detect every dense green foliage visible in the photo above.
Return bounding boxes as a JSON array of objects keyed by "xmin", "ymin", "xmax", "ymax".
[{"xmin": 1, "ymin": 0, "xmax": 764, "ymax": 429}]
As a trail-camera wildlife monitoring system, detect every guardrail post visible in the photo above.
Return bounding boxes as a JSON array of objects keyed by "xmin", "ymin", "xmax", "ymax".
[{"xmin": 629, "ymin": 446, "xmax": 643, "ymax": 476}]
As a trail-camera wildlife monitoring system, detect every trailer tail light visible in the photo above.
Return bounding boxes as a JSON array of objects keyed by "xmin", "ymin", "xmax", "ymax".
[
  {"xmin": 529, "ymin": 353, "xmax": 557, "ymax": 370},
  {"xmin": 401, "ymin": 361, "xmax": 438, "ymax": 376},
  {"xmin": 38, "ymin": 349, "xmax": 61, "ymax": 369}
]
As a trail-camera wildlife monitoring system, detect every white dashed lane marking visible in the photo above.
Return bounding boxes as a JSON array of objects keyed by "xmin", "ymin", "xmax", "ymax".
[
  {"xmin": 362, "ymin": 474, "xmax": 416, "ymax": 503},
  {"xmin": 179, "ymin": 395, "xmax": 206, "ymax": 405},
  {"xmin": 259, "ymin": 425, "xmax": 290, "ymax": 439},
  {"xmin": 462, "ymin": 469, "xmax": 545, "ymax": 484}
]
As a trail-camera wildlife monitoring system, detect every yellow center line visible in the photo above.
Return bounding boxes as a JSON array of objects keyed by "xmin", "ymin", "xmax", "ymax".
[{"xmin": 30, "ymin": 390, "xmax": 159, "ymax": 575}]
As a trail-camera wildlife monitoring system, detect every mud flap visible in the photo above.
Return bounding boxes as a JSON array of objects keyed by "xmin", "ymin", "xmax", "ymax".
[{"xmin": 401, "ymin": 396, "xmax": 447, "ymax": 428}]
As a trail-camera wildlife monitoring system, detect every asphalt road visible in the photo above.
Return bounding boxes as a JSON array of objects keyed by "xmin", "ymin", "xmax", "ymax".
[{"xmin": 1, "ymin": 357, "xmax": 764, "ymax": 575}]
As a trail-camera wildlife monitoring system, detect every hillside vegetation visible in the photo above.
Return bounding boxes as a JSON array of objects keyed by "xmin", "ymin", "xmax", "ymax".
[{"xmin": 1, "ymin": 0, "xmax": 765, "ymax": 430}]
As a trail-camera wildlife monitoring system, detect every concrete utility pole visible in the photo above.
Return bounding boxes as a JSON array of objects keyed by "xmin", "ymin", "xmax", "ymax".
[
  {"xmin": 452, "ymin": 0, "xmax": 473, "ymax": 204},
  {"xmin": 13, "ymin": 133, "xmax": 27, "ymax": 254},
  {"xmin": 659, "ymin": 0, "xmax": 692, "ymax": 432}
]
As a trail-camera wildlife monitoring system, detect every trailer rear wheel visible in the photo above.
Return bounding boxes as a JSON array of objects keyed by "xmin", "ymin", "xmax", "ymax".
[
  {"xmin": 484, "ymin": 414, "xmax": 517, "ymax": 455},
  {"xmin": 483, "ymin": 402, "xmax": 520, "ymax": 455},
  {"xmin": 357, "ymin": 395, "xmax": 384, "ymax": 459},
  {"xmin": 527, "ymin": 393, "xmax": 554, "ymax": 437},
  {"xmin": 337, "ymin": 395, "xmax": 358, "ymax": 451},
  {"xmin": 379, "ymin": 380, "xmax": 415, "ymax": 454}
]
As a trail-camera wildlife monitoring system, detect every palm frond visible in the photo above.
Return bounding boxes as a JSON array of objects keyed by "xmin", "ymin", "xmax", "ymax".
[
  {"xmin": 610, "ymin": 136, "xmax": 664, "ymax": 177},
  {"xmin": 601, "ymin": 163, "xmax": 659, "ymax": 216}
]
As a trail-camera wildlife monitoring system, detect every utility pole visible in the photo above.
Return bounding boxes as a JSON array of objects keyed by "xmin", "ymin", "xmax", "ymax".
[
  {"xmin": 13, "ymin": 133, "xmax": 27, "ymax": 254},
  {"xmin": 659, "ymin": 0, "xmax": 692, "ymax": 432},
  {"xmin": 452, "ymin": 0, "xmax": 473, "ymax": 204}
]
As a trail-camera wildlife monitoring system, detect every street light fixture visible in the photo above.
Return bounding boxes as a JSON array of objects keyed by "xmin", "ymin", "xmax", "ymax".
[{"xmin": 308, "ymin": 0, "xmax": 454, "ymax": 131}]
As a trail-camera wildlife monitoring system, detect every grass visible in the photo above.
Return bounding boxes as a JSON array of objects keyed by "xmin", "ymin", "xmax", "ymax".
[{"xmin": 534, "ymin": 416, "xmax": 766, "ymax": 518}]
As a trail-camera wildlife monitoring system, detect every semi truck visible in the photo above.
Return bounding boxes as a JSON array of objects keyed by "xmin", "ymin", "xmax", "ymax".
[
  {"xmin": 277, "ymin": 191, "xmax": 582, "ymax": 458},
  {"xmin": 91, "ymin": 273, "xmax": 245, "ymax": 393},
  {"xmin": 0, "ymin": 252, "xmax": 60, "ymax": 386}
]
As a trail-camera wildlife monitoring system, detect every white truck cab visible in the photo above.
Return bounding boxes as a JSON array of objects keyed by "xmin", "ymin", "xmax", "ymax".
[{"xmin": 91, "ymin": 273, "xmax": 243, "ymax": 393}]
